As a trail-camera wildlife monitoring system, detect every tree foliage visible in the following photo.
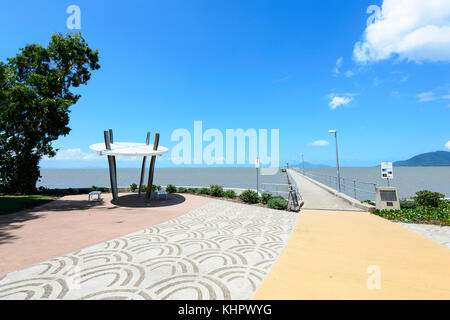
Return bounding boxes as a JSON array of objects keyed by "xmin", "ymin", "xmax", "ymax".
[{"xmin": 0, "ymin": 33, "xmax": 100, "ymax": 193}]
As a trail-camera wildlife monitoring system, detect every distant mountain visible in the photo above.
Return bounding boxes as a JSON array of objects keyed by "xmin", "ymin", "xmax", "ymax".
[{"xmin": 394, "ymin": 151, "xmax": 450, "ymax": 167}]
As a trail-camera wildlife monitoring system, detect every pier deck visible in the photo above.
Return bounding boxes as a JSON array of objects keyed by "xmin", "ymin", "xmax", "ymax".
[{"xmin": 288, "ymin": 169, "xmax": 361, "ymax": 211}]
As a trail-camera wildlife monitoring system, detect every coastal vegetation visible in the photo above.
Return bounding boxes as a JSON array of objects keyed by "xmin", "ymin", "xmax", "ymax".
[
  {"xmin": 224, "ymin": 190, "xmax": 236, "ymax": 198},
  {"xmin": 267, "ymin": 196, "xmax": 289, "ymax": 210},
  {"xmin": 372, "ymin": 190, "xmax": 450, "ymax": 226},
  {"xmin": 124, "ymin": 184, "xmax": 289, "ymax": 211},
  {"xmin": 0, "ymin": 33, "xmax": 100, "ymax": 194},
  {"xmin": 239, "ymin": 190, "xmax": 259, "ymax": 204},
  {"xmin": 165, "ymin": 184, "xmax": 177, "ymax": 193}
]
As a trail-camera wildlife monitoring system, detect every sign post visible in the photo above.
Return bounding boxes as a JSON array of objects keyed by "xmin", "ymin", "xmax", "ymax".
[
  {"xmin": 255, "ymin": 158, "xmax": 260, "ymax": 194},
  {"xmin": 381, "ymin": 162, "xmax": 393, "ymax": 186}
]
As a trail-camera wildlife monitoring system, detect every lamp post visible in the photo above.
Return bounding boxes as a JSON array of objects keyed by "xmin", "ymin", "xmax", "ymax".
[
  {"xmin": 328, "ymin": 130, "xmax": 341, "ymax": 193},
  {"xmin": 300, "ymin": 153, "xmax": 305, "ymax": 175}
]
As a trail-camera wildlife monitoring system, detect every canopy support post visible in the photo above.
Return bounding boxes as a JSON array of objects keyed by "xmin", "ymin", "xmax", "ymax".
[
  {"xmin": 138, "ymin": 132, "xmax": 151, "ymax": 196},
  {"xmin": 104, "ymin": 130, "xmax": 118, "ymax": 201},
  {"xmin": 145, "ymin": 133, "xmax": 160, "ymax": 200}
]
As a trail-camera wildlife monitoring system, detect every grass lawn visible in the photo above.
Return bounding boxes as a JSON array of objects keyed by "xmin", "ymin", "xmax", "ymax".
[{"xmin": 0, "ymin": 195, "xmax": 53, "ymax": 214}]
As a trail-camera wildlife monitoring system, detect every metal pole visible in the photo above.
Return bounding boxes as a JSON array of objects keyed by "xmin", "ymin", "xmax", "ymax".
[
  {"xmin": 256, "ymin": 167, "xmax": 259, "ymax": 195},
  {"xmin": 145, "ymin": 133, "xmax": 160, "ymax": 200},
  {"xmin": 104, "ymin": 131, "xmax": 118, "ymax": 201},
  {"xmin": 138, "ymin": 132, "xmax": 151, "ymax": 196},
  {"xmin": 334, "ymin": 132, "xmax": 341, "ymax": 193},
  {"xmin": 109, "ymin": 129, "xmax": 117, "ymax": 184}
]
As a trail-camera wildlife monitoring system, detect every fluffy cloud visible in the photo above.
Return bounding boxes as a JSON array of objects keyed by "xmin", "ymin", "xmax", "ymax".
[
  {"xmin": 354, "ymin": 0, "xmax": 450, "ymax": 63},
  {"xmin": 328, "ymin": 94, "xmax": 355, "ymax": 110},
  {"xmin": 445, "ymin": 140, "xmax": 450, "ymax": 149},
  {"xmin": 310, "ymin": 140, "xmax": 330, "ymax": 147}
]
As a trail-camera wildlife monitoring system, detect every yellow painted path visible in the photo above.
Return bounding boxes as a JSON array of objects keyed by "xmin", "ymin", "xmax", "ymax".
[{"xmin": 253, "ymin": 209, "xmax": 450, "ymax": 300}]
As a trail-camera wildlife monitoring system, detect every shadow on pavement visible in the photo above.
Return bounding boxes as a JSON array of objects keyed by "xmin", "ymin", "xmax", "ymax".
[{"xmin": 112, "ymin": 193, "xmax": 186, "ymax": 208}]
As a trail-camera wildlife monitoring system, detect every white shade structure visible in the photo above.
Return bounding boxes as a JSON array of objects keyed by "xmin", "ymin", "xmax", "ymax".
[
  {"xmin": 90, "ymin": 130, "xmax": 168, "ymax": 202},
  {"xmin": 89, "ymin": 142, "xmax": 168, "ymax": 157}
]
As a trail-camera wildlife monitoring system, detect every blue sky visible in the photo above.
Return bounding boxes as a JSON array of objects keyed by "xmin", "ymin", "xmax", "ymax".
[{"xmin": 1, "ymin": 0, "xmax": 449, "ymax": 168}]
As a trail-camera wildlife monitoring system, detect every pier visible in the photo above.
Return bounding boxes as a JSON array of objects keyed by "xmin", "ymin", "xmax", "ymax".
[{"xmin": 287, "ymin": 169, "xmax": 372, "ymax": 211}]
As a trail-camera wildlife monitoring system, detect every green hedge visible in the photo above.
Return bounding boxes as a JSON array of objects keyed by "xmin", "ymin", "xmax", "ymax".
[
  {"xmin": 260, "ymin": 193, "xmax": 272, "ymax": 204},
  {"xmin": 224, "ymin": 190, "xmax": 236, "ymax": 198},
  {"xmin": 239, "ymin": 190, "xmax": 259, "ymax": 204},
  {"xmin": 372, "ymin": 201, "xmax": 449, "ymax": 226},
  {"xmin": 267, "ymin": 196, "xmax": 288, "ymax": 210},
  {"xmin": 166, "ymin": 184, "xmax": 177, "ymax": 193},
  {"xmin": 209, "ymin": 185, "xmax": 224, "ymax": 197}
]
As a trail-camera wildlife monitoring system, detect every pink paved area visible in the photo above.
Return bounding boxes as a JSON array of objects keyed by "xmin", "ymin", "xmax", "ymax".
[{"xmin": 0, "ymin": 193, "xmax": 211, "ymax": 275}]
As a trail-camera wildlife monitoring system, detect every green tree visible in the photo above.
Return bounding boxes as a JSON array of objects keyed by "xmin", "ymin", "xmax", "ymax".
[{"xmin": 0, "ymin": 33, "xmax": 100, "ymax": 193}]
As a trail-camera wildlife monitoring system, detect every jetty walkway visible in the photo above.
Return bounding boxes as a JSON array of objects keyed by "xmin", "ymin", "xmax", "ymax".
[{"xmin": 287, "ymin": 169, "xmax": 364, "ymax": 211}]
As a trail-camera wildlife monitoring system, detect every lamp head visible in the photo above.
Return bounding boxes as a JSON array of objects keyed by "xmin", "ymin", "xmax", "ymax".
[{"xmin": 328, "ymin": 130, "xmax": 337, "ymax": 134}]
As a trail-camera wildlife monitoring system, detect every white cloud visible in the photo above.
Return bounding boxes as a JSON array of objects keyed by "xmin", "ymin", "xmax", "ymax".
[
  {"xmin": 445, "ymin": 140, "xmax": 450, "ymax": 149},
  {"xmin": 328, "ymin": 93, "xmax": 356, "ymax": 110},
  {"xmin": 333, "ymin": 57, "xmax": 344, "ymax": 75},
  {"xmin": 354, "ymin": 0, "xmax": 450, "ymax": 64},
  {"xmin": 417, "ymin": 85, "xmax": 450, "ymax": 102},
  {"xmin": 44, "ymin": 148, "xmax": 140, "ymax": 162},
  {"xmin": 417, "ymin": 91, "xmax": 437, "ymax": 102},
  {"xmin": 345, "ymin": 70, "xmax": 355, "ymax": 78},
  {"xmin": 49, "ymin": 148, "xmax": 97, "ymax": 161},
  {"xmin": 310, "ymin": 140, "xmax": 330, "ymax": 147}
]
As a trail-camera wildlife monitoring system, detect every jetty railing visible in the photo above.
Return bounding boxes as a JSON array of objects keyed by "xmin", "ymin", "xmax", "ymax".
[
  {"xmin": 260, "ymin": 183, "xmax": 290, "ymax": 199},
  {"xmin": 293, "ymin": 168, "xmax": 377, "ymax": 201}
]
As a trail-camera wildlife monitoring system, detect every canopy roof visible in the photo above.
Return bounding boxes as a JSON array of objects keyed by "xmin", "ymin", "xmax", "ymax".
[{"xmin": 89, "ymin": 142, "xmax": 168, "ymax": 157}]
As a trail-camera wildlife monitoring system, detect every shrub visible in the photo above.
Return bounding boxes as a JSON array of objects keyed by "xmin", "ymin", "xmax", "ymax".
[
  {"xmin": 209, "ymin": 184, "xmax": 224, "ymax": 197},
  {"xmin": 224, "ymin": 190, "xmax": 236, "ymax": 198},
  {"xmin": 361, "ymin": 200, "xmax": 375, "ymax": 206},
  {"xmin": 166, "ymin": 184, "xmax": 177, "ymax": 193},
  {"xmin": 195, "ymin": 188, "xmax": 203, "ymax": 195},
  {"xmin": 91, "ymin": 185, "xmax": 98, "ymax": 191},
  {"xmin": 260, "ymin": 193, "xmax": 272, "ymax": 204},
  {"xmin": 400, "ymin": 199, "xmax": 418, "ymax": 209},
  {"xmin": 267, "ymin": 196, "xmax": 288, "ymax": 210},
  {"xmin": 188, "ymin": 188, "xmax": 197, "ymax": 194},
  {"xmin": 373, "ymin": 201, "xmax": 449, "ymax": 226},
  {"xmin": 199, "ymin": 187, "xmax": 210, "ymax": 195},
  {"xmin": 239, "ymin": 189, "xmax": 259, "ymax": 204},
  {"xmin": 178, "ymin": 187, "xmax": 187, "ymax": 193},
  {"xmin": 415, "ymin": 190, "xmax": 444, "ymax": 208},
  {"xmin": 141, "ymin": 185, "xmax": 147, "ymax": 192},
  {"xmin": 130, "ymin": 183, "xmax": 138, "ymax": 192}
]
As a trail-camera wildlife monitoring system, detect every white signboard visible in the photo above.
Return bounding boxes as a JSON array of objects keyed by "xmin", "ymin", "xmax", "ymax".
[
  {"xmin": 381, "ymin": 162, "xmax": 393, "ymax": 179},
  {"xmin": 255, "ymin": 158, "xmax": 260, "ymax": 169}
]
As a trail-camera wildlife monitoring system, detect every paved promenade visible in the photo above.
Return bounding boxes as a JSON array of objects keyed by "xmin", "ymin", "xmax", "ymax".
[
  {"xmin": 288, "ymin": 169, "xmax": 360, "ymax": 211},
  {"xmin": 0, "ymin": 199, "xmax": 298, "ymax": 300},
  {"xmin": 254, "ymin": 209, "xmax": 450, "ymax": 299}
]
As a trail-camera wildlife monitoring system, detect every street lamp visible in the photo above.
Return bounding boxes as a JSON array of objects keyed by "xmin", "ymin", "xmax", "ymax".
[
  {"xmin": 328, "ymin": 130, "xmax": 341, "ymax": 193},
  {"xmin": 300, "ymin": 153, "xmax": 305, "ymax": 175}
]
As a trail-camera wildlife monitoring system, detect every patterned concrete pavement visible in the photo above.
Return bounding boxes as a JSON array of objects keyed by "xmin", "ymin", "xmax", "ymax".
[{"xmin": 0, "ymin": 200, "xmax": 298, "ymax": 300}]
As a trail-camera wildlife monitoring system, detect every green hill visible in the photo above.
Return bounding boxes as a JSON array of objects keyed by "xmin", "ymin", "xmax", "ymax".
[{"xmin": 394, "ymin": 151, "xmax": 450, "ymax": 167}]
